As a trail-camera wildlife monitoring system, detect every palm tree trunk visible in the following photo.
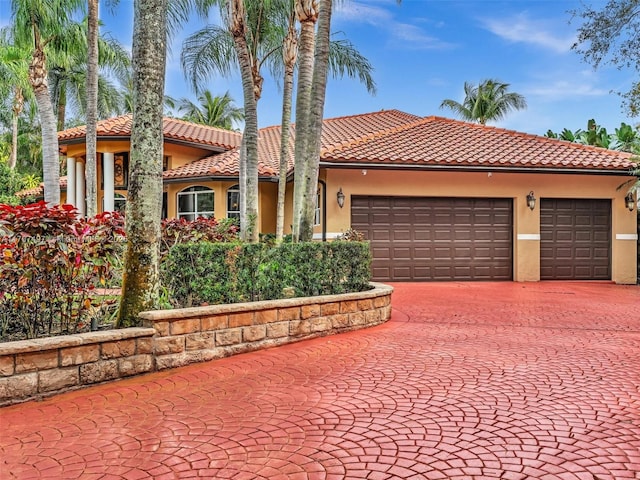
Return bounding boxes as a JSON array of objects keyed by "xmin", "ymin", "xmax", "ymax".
[
  {"xmin": 117, "ymin": 0, "xmax": 167, "ymax": 327},
  {"xmin": 292, "ymin": 0, "xmax": 318, "ymax": 242},
  {"xmin": 9, "ymin": 87, "xmax": 23, "ymax": 170},
  {"xmin": 299, "ymin": 0, "xmax": 332, "ymax": 241},
  {"xmin": 85, "ymin": 0, "xmax": 99, "ymax": 217},
  {"xmin": 276, "ymin": 18, "xmax": 297, "ymax": 242},
  {"xmin": 29, "ymin": 43, "xmax": 60, "ymax": 205},
  {"xmin": 230, "ymin": 0, "xmax": 259, "ymax": 243}
]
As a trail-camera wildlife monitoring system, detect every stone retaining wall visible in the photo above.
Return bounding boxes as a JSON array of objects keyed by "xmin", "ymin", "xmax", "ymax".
[
  {"xmin": 140, "ymin": 283, "xmax": 393, "ymax": 371},
  {"xmin": 0, "ymin": 328, "xmax": 155, "ymax": 406},
  {"xmin": 0, "ymin": 283, "xmax": 392, "ymax": 406}
]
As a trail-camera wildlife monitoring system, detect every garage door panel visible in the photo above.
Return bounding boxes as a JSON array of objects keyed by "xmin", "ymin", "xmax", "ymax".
[
  {"xmin": 352, "ymin": 196, "xmax": 513, "ymax": 281},
  {"xmin": 414, "ymin": 230, "xmax": 432, "ymax": 240},
  {"xmin": 540, "ymin": 198, "xmax": 611, "ymax": 280},
  {"xmin": 393, "ymin": 230, "xmax": 411, "ymax": 241}
]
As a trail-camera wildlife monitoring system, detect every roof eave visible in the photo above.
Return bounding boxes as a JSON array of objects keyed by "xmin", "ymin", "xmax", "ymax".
[{"xmin": 318, "ymin": 161, "xmax": 634, "ymax": 176}]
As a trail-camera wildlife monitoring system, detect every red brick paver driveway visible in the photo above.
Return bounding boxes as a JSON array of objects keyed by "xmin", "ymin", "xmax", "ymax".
[{"xmin": 1, "ymin": 282, "xmax": 639, "ymax": 479}]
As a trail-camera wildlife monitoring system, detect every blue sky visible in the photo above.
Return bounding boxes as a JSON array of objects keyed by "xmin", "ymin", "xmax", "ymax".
[{"xmin": 2, "ymin": 0, "xmax": 638, "ymax": 135}]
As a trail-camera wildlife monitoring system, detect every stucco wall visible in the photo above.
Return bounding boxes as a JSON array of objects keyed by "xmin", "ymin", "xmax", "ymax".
[{"xmin": 324, "ymin": 168, "xmax": 637, "ymax": 284}]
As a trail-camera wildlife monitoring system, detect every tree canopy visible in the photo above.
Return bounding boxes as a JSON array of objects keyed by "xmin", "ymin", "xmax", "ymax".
[
  {"xmin": 439, "ymin": 79, "xmax": 527, "ymax": 125},
  {"xmin": 571, "ymin": 0, "xmax": 640, "ymax": 117}
]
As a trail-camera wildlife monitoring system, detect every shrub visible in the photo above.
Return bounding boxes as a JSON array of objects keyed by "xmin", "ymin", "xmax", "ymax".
[
  {"xmin": 162, "ymin": 241, "xmax": 372, "ymax": 308},
  {"xmin": 0, "ymin": 202, "xmax": 125, "ymax": 340},
  {"xmin": 160, "ymin": 216, "xmax": 239, "ymax": 258}
]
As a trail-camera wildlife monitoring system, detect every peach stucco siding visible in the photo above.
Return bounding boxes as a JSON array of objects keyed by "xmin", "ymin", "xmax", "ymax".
[{"xmin": 322, "ymin": 168, "xmax": 637, "ymax": 285}]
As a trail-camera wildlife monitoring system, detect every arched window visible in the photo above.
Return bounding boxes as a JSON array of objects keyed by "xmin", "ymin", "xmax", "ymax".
[
  {"xmin": 227, "ymin": 184, "xmax": 240, "ymax": 220},
  {"xmin": 177, "ymin": 186, "xmax": 214, "ymax": 221}
]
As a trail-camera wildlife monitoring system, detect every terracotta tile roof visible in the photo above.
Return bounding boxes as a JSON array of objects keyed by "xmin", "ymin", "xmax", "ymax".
[
  {"xmin": 321, "ymin": 116, "xmax": 636, "ymax": 172},
  {"xmin": 164, "ymin": 109, "xmax": 421, "ymax": 179},
  {"xmin": 16, "ymin": 177, "xmax": 67, "ymax": 198},
  {"xmin": 171, "ymin": 109, "xmax": 634, "ymax": 179},
  {"xmin": 58, "ymin": 115, "xmax": 242, "ymax": 151},
  {"xmin": 163, "ymin": 148, "xmax": 278, "ymax": 179}
]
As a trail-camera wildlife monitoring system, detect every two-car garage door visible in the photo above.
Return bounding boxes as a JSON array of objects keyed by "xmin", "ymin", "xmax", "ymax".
[
  {"xmin": 352, "ymin": 196, "xmax": 612, "ymax": 282},
  {"xmin": 351, "ymin": 197, "xmax": 513, "ymax": 281}
]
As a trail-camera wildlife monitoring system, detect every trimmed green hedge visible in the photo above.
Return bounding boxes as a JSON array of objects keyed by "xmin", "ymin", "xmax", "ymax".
[{"xmin": 162, "ymin": 241, "xmax": 372, "ymax": 307}]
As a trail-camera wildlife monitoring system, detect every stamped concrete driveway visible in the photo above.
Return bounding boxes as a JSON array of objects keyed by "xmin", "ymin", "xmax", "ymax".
[{"xmin": 1, "ymin": 282, "xmax": 639, "ymax": 480}]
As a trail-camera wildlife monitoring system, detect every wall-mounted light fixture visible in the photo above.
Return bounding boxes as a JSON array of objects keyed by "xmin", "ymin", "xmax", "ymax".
[
  {"xmin": 337, "ymin": 188, "xmax": 345, "ymax": 208},
  {"xmin": 526, "ymin": 191, "xmax": 536, "ymax": 211},
  {"xmin": 625, "ymin": 193, "xmax": 635, "ymax": 212}
]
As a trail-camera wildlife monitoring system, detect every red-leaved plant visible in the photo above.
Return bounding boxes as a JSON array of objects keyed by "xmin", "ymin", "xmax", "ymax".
[{"xmin": 0, "ymin": 202, "xmax": 125, "ymax": 340}]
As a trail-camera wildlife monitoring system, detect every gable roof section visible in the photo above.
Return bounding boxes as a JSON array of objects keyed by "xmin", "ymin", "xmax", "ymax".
[
  {"xmin": 58, "ymin": 115, "xmax": 242, "ymax": 151},
  {"xmin": 164, "ymin": 109, "xmax": 423, "ymax": 180},
  {"xmin": 320, "ymin": 116, "xmax": 636, "ymax": 172}
]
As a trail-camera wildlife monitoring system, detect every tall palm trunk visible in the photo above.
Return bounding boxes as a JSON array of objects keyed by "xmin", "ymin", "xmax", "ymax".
[
  {"xmin": 9, "ymin": 87, "xmax": 23, "ymax": 170},
  {"xmin": 29, "ymin": 41, "xmax": 60, "ymax": 205},
  {"xmin": 292, "ymin": 0, "xmax": 318, "ymax": 242},
  {"xmin": 56, "ymin": 80, "xmax": 67, "ymax": 131},
  {"xmin": 299, "ymin": 0, "xmax": 332, "ymax": 241},
  {"xmin": 276, "ymin": 16, "xmax": 297, "ymax": 242},
  {"xmin": 117, "ymin": 0, "xmax": 167, "ymax": 327},
  {"xmin": 85, "ymin": 0, "xmax": 99, "ymax": 217},
  {"xmin": 230, "ymin": 0, "xmax": 260, "ymax": 243}
]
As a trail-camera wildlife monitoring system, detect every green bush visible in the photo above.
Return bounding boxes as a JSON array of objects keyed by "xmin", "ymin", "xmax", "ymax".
[{"xmin": 162, "ymin": 241, "xmax": 372, "ymax": 307}]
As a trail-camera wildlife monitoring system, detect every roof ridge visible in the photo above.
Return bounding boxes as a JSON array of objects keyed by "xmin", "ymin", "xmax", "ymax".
[{"xmin": 323, "ymin": 108, "xmax": 420, "ymax": 125}]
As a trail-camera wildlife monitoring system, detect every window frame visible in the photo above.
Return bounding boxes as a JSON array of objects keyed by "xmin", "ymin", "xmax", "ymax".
[{"xmin": 177, "ymin": 185, "xmax": 215, "ymax": 221}]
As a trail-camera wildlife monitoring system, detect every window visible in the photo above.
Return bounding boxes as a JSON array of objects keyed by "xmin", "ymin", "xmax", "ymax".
[
  {"xmin": 227, "ymin": 184, "xmax": 240, "ymax": 220},
  {"xmin": 177, "ymin": 186, "xmax": 214, "ymax": 220},
  {"xmin": 114, "ymin": 193, "xmax": 126, "ymax": 213},
  {"xmin": 314, "ymin": 188, "xmax": 321, "ymax": 226}
]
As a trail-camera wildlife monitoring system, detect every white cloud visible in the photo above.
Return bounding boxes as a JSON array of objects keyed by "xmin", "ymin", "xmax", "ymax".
[
  {"xmin": 481, "ymin": 13, "xmax": 575, "ymax": 54},
  {"xmin": 524, "ymin": 80, "xmax": 608, "ymax": 100},
  {"xmin": 334, "ymin": 1, "xmax": 454, "ymax": 50}
]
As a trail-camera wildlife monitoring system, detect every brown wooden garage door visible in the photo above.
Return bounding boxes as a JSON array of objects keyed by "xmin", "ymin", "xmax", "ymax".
[
  {"xmin": 351, "ymin": 196, "xmax": 513, "ymax": 281},
  {"xmin": 540, "ymin": 198, "xmax": 611, "ymax": 280}
]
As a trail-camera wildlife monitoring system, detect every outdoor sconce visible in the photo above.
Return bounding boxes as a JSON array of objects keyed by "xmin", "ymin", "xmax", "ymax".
[
  {"xmin": 626, "ymin": 193, "xmax": 635, "ymax": 212},
  {"xmin": 337, "ymin": 188, "xmax": 345, "ymax": 208},
  {"xmin": 526, "ymin": 191, "xmax": 536, "ymax": 211}
]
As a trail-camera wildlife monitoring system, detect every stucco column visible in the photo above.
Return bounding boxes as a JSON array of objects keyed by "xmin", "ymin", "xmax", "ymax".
[
  {"xmin": 103, "ymin": 152, "xmax": 115, "ymax": 212},
  {"xmin": 66, "ymin": 157, "xmax": 76, "ymax": 207},
  {"xmin": 75, "ymin": 161, "xmax": 86, "ymax": 217}
]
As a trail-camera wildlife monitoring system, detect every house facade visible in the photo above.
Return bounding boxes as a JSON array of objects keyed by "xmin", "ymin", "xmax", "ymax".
[{"xmin": 18, "ymin": 110, "xmax": 638, "ymax": 284}]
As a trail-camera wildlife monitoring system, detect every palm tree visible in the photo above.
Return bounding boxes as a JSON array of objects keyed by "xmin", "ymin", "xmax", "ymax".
[
  {"xmin": 117, "ymin": 0, "xmax": 168, "ymax": 327},
  {"xmin": 291, "ymin": 0, "xmax": 318, "ymax": 242},
  {"xmin": 177, "ymin": 90, "xmax": 244, "ymax": 129},
  {"xmin": 440, "ymin": 79, "xmax": 527, "ymax": 125},
  {"xmin": 0, "ymin": 31, "xmax": 33, "ymax": 171},
  {"xmin": 10, "ymin": 0, "xmax": 85, "ymax": 205},
  {"xmin": 184, "ymin": 0, "xmax": 281, "ymax": 243},
  {"xmin": 86, "ymin": 0, "xmax": 99, "ymax": 217}
]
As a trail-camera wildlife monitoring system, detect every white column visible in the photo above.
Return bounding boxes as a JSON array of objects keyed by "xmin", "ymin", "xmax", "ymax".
[
  {"xmin": 76, "ymin": 161, "xmax": 86, "ymax": 217},
  {"xmin": 66, "ymin": 157, "xmax": 76, "ymax": 207},
  {"xmin": 103, "ymin": 152, "xmax": 115, "ymax": 212}
]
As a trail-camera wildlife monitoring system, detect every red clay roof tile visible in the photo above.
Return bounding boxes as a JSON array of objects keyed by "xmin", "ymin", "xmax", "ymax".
[{"xmin": 58, "ymin": 115, "xmax": 242, "ymax": 151}]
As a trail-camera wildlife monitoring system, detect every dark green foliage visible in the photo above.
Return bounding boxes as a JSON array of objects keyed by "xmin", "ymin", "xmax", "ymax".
[{"xmin": 163, "ymin": 241, "xmax": 372, "ymax": 308}]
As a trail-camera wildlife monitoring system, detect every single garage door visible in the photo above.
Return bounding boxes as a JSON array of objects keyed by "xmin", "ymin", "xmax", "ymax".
[
  {"xmin": 540, "ymin": 198, "xmax": 611, "ymax": 280},
  {"xmin": 351, "ymin": 196, "xmax": 513, "ymax": 281}
]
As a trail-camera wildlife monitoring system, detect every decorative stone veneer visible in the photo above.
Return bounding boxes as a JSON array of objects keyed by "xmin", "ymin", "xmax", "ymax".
[
  {"xmin": 140, "ymin": 282, "xmax": 393, "ymax": 371},
  {"xmin": 0, "ymin": 328, "xmax": 155, "ymax": 406},
  {"xmin": 0, "ymin": 283, "xmax": 392, "ymax": 406}
]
